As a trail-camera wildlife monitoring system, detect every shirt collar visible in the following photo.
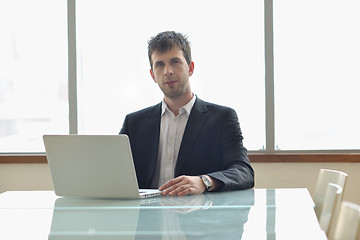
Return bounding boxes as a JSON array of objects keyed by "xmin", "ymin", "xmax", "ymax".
[{"xmin": 161, "ymin": 94, "xmax": 197, "ymax": 117}]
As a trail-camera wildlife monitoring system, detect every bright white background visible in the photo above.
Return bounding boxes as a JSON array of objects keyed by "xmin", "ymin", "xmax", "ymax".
[
  {"xmin": 76, "ymin": 0, "xmax": 265, "ymax": 150},
  {"xmin": 1, "ymin": 0, "xmax": 359, "ymax": 153},
  {"xmin": 274, "ymin": 0, "xmax": 360, "ymax": 150},
  {"xmin": 0, "ymin": 0, "xmax": 68, "ymax": 152}
]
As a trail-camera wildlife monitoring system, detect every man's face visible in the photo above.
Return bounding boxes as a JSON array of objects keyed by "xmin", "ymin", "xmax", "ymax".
[{"xmin": 150, "ymin": 46, "xmax": 194, "ymax": 100}]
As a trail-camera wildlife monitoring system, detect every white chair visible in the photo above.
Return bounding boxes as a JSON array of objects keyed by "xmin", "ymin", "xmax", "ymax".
[
  {"xmin": 328, "ymin": 201, "xmax": 360, "ymax": 240},
  {"xmin": 319, "ymin": 183, "xmax": 343, "ymax": 235},
  {"xmin": 313, "ymin": 169, "xmax": 348, "ymax": 219}
]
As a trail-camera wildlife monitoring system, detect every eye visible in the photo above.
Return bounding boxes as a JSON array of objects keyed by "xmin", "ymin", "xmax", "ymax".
[
  {"xmin": 155, "ymin": 62, "xmax": 164, "ymax": 68},
  {"xmin": 171, "ymin": 59, "xmax": 182, "ymax": 64}
]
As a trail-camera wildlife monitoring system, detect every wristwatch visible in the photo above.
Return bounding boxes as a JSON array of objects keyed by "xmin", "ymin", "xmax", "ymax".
[{"xmin": 200, "ymin": 175, "xmax": 212, "ymax": 192}]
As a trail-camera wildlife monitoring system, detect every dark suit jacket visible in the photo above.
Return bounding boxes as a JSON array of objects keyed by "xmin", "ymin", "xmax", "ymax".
[{"xmin": 120, "ymin": 97, "xmax": 254, "ymax": 191}]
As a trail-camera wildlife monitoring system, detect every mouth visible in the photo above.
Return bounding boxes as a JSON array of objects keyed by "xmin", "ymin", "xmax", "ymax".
[{"xmin": 165, "ymin": 81, "xmax": 177, "ymax": 86}]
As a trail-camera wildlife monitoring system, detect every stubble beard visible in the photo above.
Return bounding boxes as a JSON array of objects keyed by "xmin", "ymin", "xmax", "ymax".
[{"xmin": 161, "ymin": 82, "xmax": 189, "ymax": 100}]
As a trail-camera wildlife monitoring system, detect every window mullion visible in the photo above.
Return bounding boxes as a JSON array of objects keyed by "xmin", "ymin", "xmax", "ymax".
[
  {"xmin": 264, "ymin": 0, "xmax": 275, "ymax": 153},
  {"xmin": 67, "ymin": 0, "xmax": 78, "ymax": 134}
]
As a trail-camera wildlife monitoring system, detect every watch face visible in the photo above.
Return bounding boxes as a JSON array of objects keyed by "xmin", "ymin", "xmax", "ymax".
[
  {"xmin": 202, "ymin": 176, "xmax": 212, "ymax": 189},
  {"xmin": 204, "ymin": 177, "xmax": 212, "ymax": 187}
]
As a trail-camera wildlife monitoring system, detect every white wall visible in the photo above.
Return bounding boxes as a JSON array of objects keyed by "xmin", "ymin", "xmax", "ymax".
[
  {"xmin": 1, "ymin": 162, "xmax": 359, "ymax": 204},
  {"xmin": 253, "ymin": 162, "xmax": 360, "ymax": 204}
]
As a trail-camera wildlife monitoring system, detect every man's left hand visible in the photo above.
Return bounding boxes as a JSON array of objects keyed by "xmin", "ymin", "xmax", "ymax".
[{"xmin": 159, "ymin": 175, "xmax": 206, "ymax": 196}]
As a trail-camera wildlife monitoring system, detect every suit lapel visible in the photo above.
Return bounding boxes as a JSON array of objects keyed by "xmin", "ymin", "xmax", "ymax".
[
  {"xmin": 146, "ymin": 103, "xmax": 162, "ymax": 183},
  {"xmin": 175, "ymin": 98, "xmax": 208, "ymax": 175}
]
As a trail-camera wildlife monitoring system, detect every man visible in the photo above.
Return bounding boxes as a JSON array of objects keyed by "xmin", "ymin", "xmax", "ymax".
[{"xmin": 120, "ymin": 31, "xmax": 254, "ymax": 196}]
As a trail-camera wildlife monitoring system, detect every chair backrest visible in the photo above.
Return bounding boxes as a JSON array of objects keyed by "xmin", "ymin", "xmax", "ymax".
[
  {"xmin": 314, "ymin": 169, "xmax": 348, "ymax": 219},
  {"xmin": 328, "ymin": 201, "xmax": 360, "ymax": 240},
  {"xmin": 319, "ymin": 183, "xmax": 343, "ymax": 235}
]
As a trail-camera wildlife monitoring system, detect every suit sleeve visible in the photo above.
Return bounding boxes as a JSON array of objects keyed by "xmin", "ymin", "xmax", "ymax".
[{"xmin": 207, "ymin": 108, "xmax": 255, "ymax": 191}]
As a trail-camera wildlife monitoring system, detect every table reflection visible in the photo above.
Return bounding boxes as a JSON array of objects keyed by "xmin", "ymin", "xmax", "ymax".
[{"xmin": 48, "ymin": 190, "xmax": 254, "ymax": 240}]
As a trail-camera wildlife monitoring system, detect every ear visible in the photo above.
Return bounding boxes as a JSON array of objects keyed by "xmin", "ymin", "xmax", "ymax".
[
  {"xmin": 150, "ymin": 69, "xmax": 157, "ymax": 83},
  {"xmin": 188, "ymin": 61, "xmax": 195, "ymax": 76}
]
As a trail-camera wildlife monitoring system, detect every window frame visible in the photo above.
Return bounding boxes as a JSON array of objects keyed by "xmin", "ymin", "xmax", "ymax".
[{"xmin": 1, "ymin": 153, "xmax": 360, "ymax": 164}]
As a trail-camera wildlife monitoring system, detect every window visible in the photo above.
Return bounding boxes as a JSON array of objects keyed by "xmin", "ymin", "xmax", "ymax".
[
  {"xmin": 76, "ymin": 0, "xmax": 265, "ymax": 150},
  {"xmin": 1, "ymin": 0, "xmax": 359, "ymax": 156},
  {"xmin": 0, "ymin": 0, "xmax": 68, "ymax": 152},
  {"xmin": 273, "ymin": 0, "xmax": 360, "ymax": 150}
]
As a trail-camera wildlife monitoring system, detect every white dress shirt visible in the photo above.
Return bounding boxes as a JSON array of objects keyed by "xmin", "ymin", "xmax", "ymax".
[{"xmin": 151, "ymin": 95, "xmax": 196, "ymax": 188}]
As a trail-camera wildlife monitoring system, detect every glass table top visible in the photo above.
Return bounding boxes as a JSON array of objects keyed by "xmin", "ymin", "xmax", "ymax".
[{"xmin": 0, "ymin": 188, "xmax": 327, "ymax": 240}]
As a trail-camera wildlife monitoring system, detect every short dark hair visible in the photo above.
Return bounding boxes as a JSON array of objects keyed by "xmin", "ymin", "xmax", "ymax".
[{"xmin": 147, "ymin": 31, "xmax": 192, "ymax": 69}]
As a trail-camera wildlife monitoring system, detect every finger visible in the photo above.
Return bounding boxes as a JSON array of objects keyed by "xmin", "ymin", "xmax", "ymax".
[
  {"xmin": 161, "ymin": 182, "xmax": 184, "ymax": 196},
  {"xmin": 173, "ymin": 187, "xmax": 194, "ymax": 196},
  {"xmin": 168, "ymin": 184, "xmax": 189, "ymax": 197},
  {"xmin": 162, "ymin": 180, "xmax": 189, "ymax": 196},
  {"xmin": 159, "ymin": 176, "xmax": 185, "ymax": 191},
  {"xmin": 160, "ymin": 183, "xmax": 180, "ymax": 196},
  {"xmin": 161, "ymin": 187, "xmax": 173, "ymax": 196}
]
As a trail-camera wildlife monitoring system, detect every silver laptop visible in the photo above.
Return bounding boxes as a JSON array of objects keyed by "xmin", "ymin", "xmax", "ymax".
[{"xmin": 43, "ymin": 134, "xmax": 161, "ymax": 199}]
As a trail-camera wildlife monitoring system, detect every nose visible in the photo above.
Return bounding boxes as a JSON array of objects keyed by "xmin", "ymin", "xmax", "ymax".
[{"xmin": 164, "ymin": 64, "xmax": 173, "ymax": 76}]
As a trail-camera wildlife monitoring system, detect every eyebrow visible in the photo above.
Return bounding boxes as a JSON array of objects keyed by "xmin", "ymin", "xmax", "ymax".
[
  {"xmin": 170, "ymin": 58, "xmax": 183, "ymax": 62},
  {"xmin": 154, "ymin": 58, "xmax": 183, "ymax": 65}
]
